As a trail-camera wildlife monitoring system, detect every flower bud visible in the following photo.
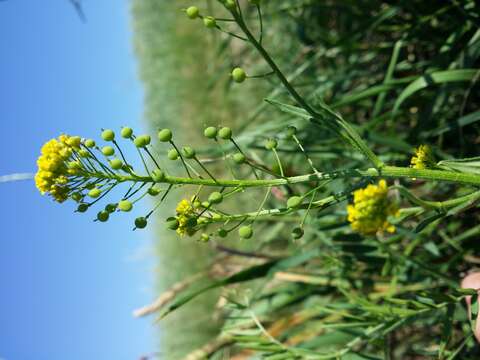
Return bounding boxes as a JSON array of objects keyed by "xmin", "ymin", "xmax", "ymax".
[
  {"xmin": 135, "ymin": 217, "xmax": 148, "ymax": 229},
  {"xmin": 102, "ymin": 146, "xmax": 115, "ymax": 156},
  {"xmin": 265, "ymin": 138, "xmax": 278, "ymax": 150},
  {"xmin": 186, "ymin": 6, "xmax": 199, "ymax": 19},
  {"xmin": 182, "ymin": 146, "xmax": 196, "ymax": 159},
  {"xmin": 88, "ymin": 188, "xmax": 102, "ymax": 198},
  {"xmin": 97, "ymin": 211, "xmax": 109, "ymax": 222},
  {"xmin": 158, "ymin": 129, "xmax": 173, "ymax": 142},
  {"xmin": 200, "ymin": 233, "xmax": 210, "ymax": 242},
  {"xmin": 291, "ymin": 227, "xmax": 304, "ymax": 239},
  {"xmin": 78, "ymin": 149, "xmax": 90, "ymax": 158},
  {"xmin": 166, "ymin": 217, "xmax": 179, "ymax": 230},
  {"xmin": 118, "ymin": 200, "xmax": 133, "ymax": 212},
  {"xmin": 109, "ymin": 158, "xmax": 123, "ymax": 170},
  {"xmin": 218, "ymin": 127, "xmax": 232, "ymax": 139},
  {"xmin": 231, "ymin": 67, "xmax": 247, "ymax": 83},
  {"xmin": 77, "ymin": 203, "xmax": 89, "ymax": 213},
  {"xmin": 84, "ymin": 139, "xmax": 96, "ymax": 148},
  {"xmin": 239, "ymin": 225, "xmax": 253, "ymax": 239},
  {"xmin": 203, "ymin": 16, "xmax": 216, "ymax": 28},
  {"xmin": 287, "ymin": 196, "xmax": 302, "ymax": 208},
  {"xmin": 67, "ymin": 136, "xmax": 82, "ymax": 148},
  {"xmin": 151, "ymin": 169, "xmax": 165, "ymax": 182},
  {"xmin": 168, "ymin": 148, "xmax": 179, "ymax": 160},
  {"xmin": 208, "ymin": 191, "xmax": 223, "ymax": 204},
  {"xmin": 217, "ymin": 228, "xmax": 228, "ymax": 238},
  {"xmin": 204, "ymin": 126, "xmax": 218, "ymax": 139},
  {"xmin": 121, "ymin": 127, "xmax": 133, "ymax": 139},
  {"xmin": 101, "ymin": 129, "xmax": 115, "ymax": 141}
]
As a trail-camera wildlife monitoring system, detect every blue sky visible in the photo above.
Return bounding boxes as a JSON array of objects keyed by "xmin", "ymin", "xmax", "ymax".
[{"xmin": 0, "ymin": 1, "xmax": 158, "ymax": 359}]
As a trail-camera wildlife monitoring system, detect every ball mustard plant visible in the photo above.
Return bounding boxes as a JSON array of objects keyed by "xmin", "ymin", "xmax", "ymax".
[
  {"xmin": 239, "ymin": 225, "xmax": 253, "ymax": 239},
  {"xmin": 158, "ymin": 129, "xmax": 172, "ymax": 142},
  {"xmin": 121, "ymin": 127, "xmax": 133, "ymax": 139},
  {"xmin": 203, "ymin": 16, "xmax": 217, "ymax": 29},
  {"xmin": 102, "ymin": 146, "xmax": 115, "ymax": 156},
  {"xmin": 218, "ymin": 127, "xmax": 232, "ymax": 140},
  {"xmin": 411, "ymin": 145, "xmax": 435, "ymax": 170},
  {"xmin": 84, "ymin": 139, "xmax": 96, "ymax": 148},
  {"xmin": 204, "ymin": 126, "xmax": 218, "ymax": 139},
  {"xmin": 118, "ymin": 199, "xmax": 133, "ymax": 212},
  {"xmin": 168, "ymin": 148, "xmax": 179, "ymax": 160}
]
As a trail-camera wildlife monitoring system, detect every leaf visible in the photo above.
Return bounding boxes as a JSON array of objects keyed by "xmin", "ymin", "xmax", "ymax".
[
  {"xmin": 393, "ymin": 69, "xmax": 480, "ymax": 113},
  {"xmin": 415, "ymin": 212, "xmax": 445, "ymax": 233},
  {"xmin": 438, "ymin": 156, "xmax": 480, "ymax": 175}
]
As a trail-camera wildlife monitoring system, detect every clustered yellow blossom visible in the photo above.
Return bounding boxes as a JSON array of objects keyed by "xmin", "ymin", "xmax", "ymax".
[
  {"xmin": 411, "ymin": 145, "xmax": 435, "ymax": 170},
  {"xmin": 35, "ymin": 134, "xmax": 81, "ymax": 203},
  {"xmin": 347, "ymin": 180, "xmax": 398, "ymax": 236},
  {"xmin": 175, "ymin": 199, "xmax": 197, "ymax": 236}
]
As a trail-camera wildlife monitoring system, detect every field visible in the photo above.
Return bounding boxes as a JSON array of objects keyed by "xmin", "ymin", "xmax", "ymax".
[{"xmin": 130, "ymin": 1, "xmax": 480, "ymax": 359}]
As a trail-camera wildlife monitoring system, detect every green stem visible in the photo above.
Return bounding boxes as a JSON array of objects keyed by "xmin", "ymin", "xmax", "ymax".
[{"xmin": 100, "ymin": 166, "xmax": 480, "ymax": 188}]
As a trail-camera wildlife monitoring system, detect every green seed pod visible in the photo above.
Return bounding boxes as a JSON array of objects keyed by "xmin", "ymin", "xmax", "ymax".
[
  {"xmin": 158, "ymin": 129, "xmax": 173, "ymax": 142},
  {"xmin": 185, "ymin": 217, "xmax": 198, "ymax": 228},
  {"xmin": 218, "ymin": 127, "xmax": 232, "ymax": 140},
  {"xmin": 186, "ymin": 6, "xmax": 199, "ymax": 19},
  {"xmin": 133, "ymin": 136, "xmax": 146, "ymax": 148},
  {"xmin": 233, "ymin": 153, "xmax": 246, "ymax": 164},
  {"xmin": 239, "ymin": 225, "xmax": 253, "ymax": 239},
  {"xmin": 105, "ymin": 203, "xmax": 118, "ymax": 213},
  {"xmin": 203, "ymin": 16, "xmax": 216, "ymax": 28},
  {"xmin": 118, "ymin": 200, "xmax": 133, "ymax": 212},
  {"xmin": 286, "ymin": 126, "xmax": 297, "ymax": 137},
  {"xmin": 78, "ymin": 149, "xmax": 90, "ymax": 158},
  {"xmin": 101, "ymin": 129, "xmax": 115, "ymax": 142},
  {"xmin": 208, "ymin": 191, "xmax": 223, "ymax": 204},
  {"xmin": 121, "ymin": 127, "xmax": 133, "ymax": 139},
  {"xmin": 71, "ymin": 192, "xmax": 82, "ymax": 202},
  {"xmin": 166, "ymin": 217, "xmax": 180, "ymax": 230},
  {"xmin": 197, "ymin": 217, "xmax": 208, "ymax": 225},
  {"xmin": 200, "ymin": 233, "xmax": 210, "ymax": 242},
  {"xmin": 142, "ymin": 134, "xmax": 151, "ymax": 145},
  {"xmin": 265, "ymin": 138, "xmax": 278, "ymax": 150},
  {"xmin": 67, "ymin": 136, "xmax": 82, "ymax": 147},
  {"xmin": 204, "ymin": 126, "xmax": 218, "ymax": 139},
  {"xmin": 84, "ymin": 139, "xmax": 96, "ymax": 148},
  {"xmin": 201, "ymin": 201, "xmax": 211, "ymax": 208},
  {"xmin": 109, "ymin": 158, "xmax": 123, "ymax": 170},
  {"xmin": 97, "ymin": 211, "xmax": 109, "ymax": 222},
  {"xmin": 192, "ymin": 199, "xmax": 202, "ymax": 208},
  {"xmin": 224, "ymin": 0, "xmax": 236, "ymax": 10},
  {"xmin": 148, "ymin": 186, "xmax": 161, "ymax": 196},
  {"xmin": 135, "ymin": 217, "xmax": 148, "ymax": 229},
  {"xmin": 287, "ymin": 196, "xmax": 303, "ymax": 208},
  {"xmin": 231, "ymin": 67, "xmax": 247, "ymax": 83},
  {"xmin": 291, "ymin": 227, "xmax": 304, "ymax": 240},
  {"xmin": 102, "ymin": 146, "xmax": 115, "ymax": 156},
  {"xmin": 168, "ymin": 148, "xmax": 179, "ymax": 160},
  {"xmin": 151, "ymin": 169, "xmax": 165, "ymax": 182},
  {"xmin": 182, "ymin": 146, "xmax": 196, "ymax": 159},
  {"xmin": 88, "ymin": 188, "xmax": 102, "ymax": 198},
  {"xmin": 77, "ymin": 203, "xmax": 89, "ymax": 213},
  {"xmin": 217, "ymin": 228, "xmax": 228, "ymax": 238}
]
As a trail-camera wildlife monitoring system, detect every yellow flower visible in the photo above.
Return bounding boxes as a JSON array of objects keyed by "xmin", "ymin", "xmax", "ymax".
[
  {"xmin": 347, "ymin": 180, "xmax": 398, "ymax": 235},
  {"xmin": 411, "ymin": 145, "xmax": 435, "ymax": 170},
  {"xmin": 35, "ymin": 134, "xmax": 80, "ymax": 202},
  {"xmin": 174, "ymin": 199, "xmax": 198, "ymax": 236}
]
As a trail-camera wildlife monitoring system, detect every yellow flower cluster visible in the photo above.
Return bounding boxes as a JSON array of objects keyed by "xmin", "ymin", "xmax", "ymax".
[
  {"xmin": 411, "ymin": 145, "xmax": 435, "ymax": 170},
  {"xmin": 347, "ymin": 180, "xmax": 398, "ymax": 235},
  {"xmin": 35, "ymin": 134, "xmax": 81, "ymax": 203},
  {"xmin": 175, "ymin": 199, "xmax": 196, "ymax": 236}
]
